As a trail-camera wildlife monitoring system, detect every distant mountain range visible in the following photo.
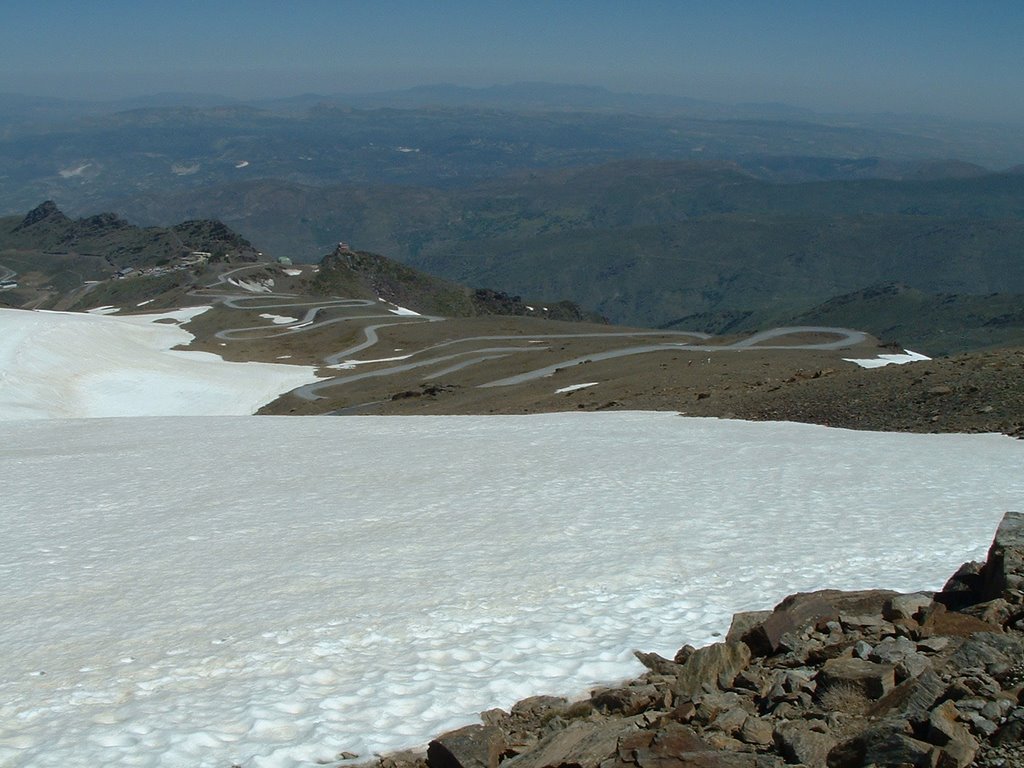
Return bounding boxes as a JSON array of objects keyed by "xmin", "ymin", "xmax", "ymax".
[{"xmin": 2, "ymin": 84, "xmax": 1022, "ymax": 355}]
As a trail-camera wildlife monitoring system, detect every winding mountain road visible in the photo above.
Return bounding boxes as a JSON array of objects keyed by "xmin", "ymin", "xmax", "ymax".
[{"xmin": 188, "ymin": 265, "xmax": 873, "ymax": 403}]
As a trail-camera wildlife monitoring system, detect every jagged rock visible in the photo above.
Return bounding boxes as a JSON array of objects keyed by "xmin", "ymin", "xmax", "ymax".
[
  {"xmin": 428, "ymin": 724, "xmax": 506, "ymax": 768},
  {"xmin": 501, "ymin": 718, "xmax": 637, "ymax": 768},
  {"xmin": 694, "ymin": 692, "xmax": 747, "ymax": 725},
  {"xmin": 13, "ymin": 200, "xmax": 71, "ymax": 231},
  {"xmin": 826, "ymin": 725, "xmax": 936, "ymax": 768},
  {"xmin": 635, "ymin": 650, "xmax": 684, "ymax": 676},
  {"xmin": 884, "ymin": 593, "xmax": 934, "ymax": 623},
  {"xmin": 621, "ymin": 751, "xmax": 778, "ymax": 768},
  {"xmin": 593, "ymin": 684, "xmax": 670, "ymax": 716},
  {"xmin": 936, "ymin": 561, "xmax": 987, "ymax": 610},
  {"xmin": 726, "ymin": 612, "xmax": 772, "ymax": 645},
  {"xmin": 894, "ymin": 652, "xmax": 932, "ymax": 682},
  {"xmin": 927, "ymin": 701, "xmax": 977, "ymax": 763},
  {"xmin": 817, "ymin": 658, "xmax": 895, "ymax": 700},
  {"xmin": 981, "ymin": 511, "xmax": 1024, "ymax": 603},
  {"xmin": 381, "ymin": 750, "xmax": 428, "ymax": 768},
  {"xmin": 625, "ymin": 724, "xmax": 709, "ymax": 756},
  {"xmin": 919, "ymin": 602, "xmax": 1001, "ymax": 637},
  {"xmin": 673, "ymin": 643, "xmax": 751, "ymax": 697},
  {"xmin": 774, "ymin": 721, "xmax": 836, "ymax": 768},
  {"xmin": 869, "ymin": 636, "xmax": 919, "ymax": 665},
  {"xmin": 991, "ymin": 711, "xmax": 1024, "ymax": 744},
  {"xmin": 742, "ymin": 591, "xmax": 896, "ymax": 658},
  {"xmin": 738, "ymin": 716, "xmax": 774, "ymax": 747},
  {"xmin": 708, "ymin": 707, "xmax": 748, "ymax": 736}
]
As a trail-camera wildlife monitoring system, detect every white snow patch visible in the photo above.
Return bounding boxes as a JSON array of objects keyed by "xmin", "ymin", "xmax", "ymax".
[
  {"xmin": 86, "ymin": 306, "xmax": 120, "ymax": 315},
  {"xmin": 327, "ymin": 354, "xmax": 413, "ymax": 370},
  {"xmin": 136, "ymin": 299, "xmax": 155, "ymax": 307},
  {"xmin": 0, "ymin": 413, "xmax": 1020, "ymax": 768},
  {"xmin": 283, "ymin": 268, "xmax": 303, "ymax": 276},
  {"xmin": 228, "ymin": 277, "xmax": 274, "ymax": 294},
  {"xmin": 388, "ymin": 305, "xmax": 421, "ymax": 316},
  {"xmin": 171, "ymin": 162, "xmax": 200, "ymax": 176},
  {"xmin": 117, "ymin": 306, "xmax": 212, "ymax": 326},
  {"xmin": 0, "ymin": 308, "xmax": 320, "ymax": 420},
  {"xmin": 259, "ymin": 313, "xmax": 299, "ymax": 325},
  {"xmin": 844, "ymin": 349, "xmax": 931, "ymax": 368},
  {"xmin": 555, "ymin": 382, "xmax": 599, "ymax": 394},
  {"xmin": 235, "ymin": 160, "xmax": 250, "ymax": 168},
  {"xmin": 58, "ymin": 163, "xmax": 91, "ymax": 178}
]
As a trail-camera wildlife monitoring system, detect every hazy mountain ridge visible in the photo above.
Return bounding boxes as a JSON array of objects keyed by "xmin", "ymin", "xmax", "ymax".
[{"xmin": 95, "ymin": 162, "xmax": 1024, "ymax": 353}]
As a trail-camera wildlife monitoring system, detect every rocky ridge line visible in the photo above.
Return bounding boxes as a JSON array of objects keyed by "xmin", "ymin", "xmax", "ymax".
[{"xmin": 357, "ymin": 513, "xmax": 1024, "ymax": 768}]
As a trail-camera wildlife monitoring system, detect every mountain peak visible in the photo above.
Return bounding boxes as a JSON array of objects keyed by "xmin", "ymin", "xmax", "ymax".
[{"xmin": 13, "ymin": 200, "xmax": 69, "ymax": 232}]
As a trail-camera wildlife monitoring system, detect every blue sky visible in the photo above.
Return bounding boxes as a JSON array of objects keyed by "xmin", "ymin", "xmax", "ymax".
[{"xmin": 2, "ymin": 0, "xmax": 1022, "ymax": 122}]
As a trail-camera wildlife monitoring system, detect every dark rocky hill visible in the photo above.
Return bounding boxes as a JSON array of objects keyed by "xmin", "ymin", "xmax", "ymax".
[{"xmin": 312, "ymin": 243, "xmax": 602, "ymax": 322}]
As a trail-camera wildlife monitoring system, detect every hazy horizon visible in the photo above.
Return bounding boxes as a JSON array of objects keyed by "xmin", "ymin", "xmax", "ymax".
[{"xmin": 2, "ymin": 1, "xmax": 1024, "ymax": 124}]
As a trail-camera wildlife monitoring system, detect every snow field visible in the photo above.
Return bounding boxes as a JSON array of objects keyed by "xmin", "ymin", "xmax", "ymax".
[
  {"xmin": 0, "ymin": 308, "xmax": 321, "ymax": 419},
  {"xmin": 844, "ymin": 349, "xmax": 931, "ymax": 368},
  {"xmin": 2, "ymin": 413, "xmax": 1021, "ymax": 768}
]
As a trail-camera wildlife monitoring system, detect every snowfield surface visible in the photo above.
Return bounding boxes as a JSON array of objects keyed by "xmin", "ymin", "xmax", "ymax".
[
  {"xmin": 2, "ymin": 413, "xmax": 1021, "ymax": 768},
  {"xmin": 844, "ymin": 349, "xmax": 931, "ymax": 368},
  {"xmin": 0, "ymin": 308, "xmax": 320, "ymax": 419}
]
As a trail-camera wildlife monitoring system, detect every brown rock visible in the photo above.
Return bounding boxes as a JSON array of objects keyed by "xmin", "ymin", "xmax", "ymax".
[
  {"xmin": 774, "ymin": 721, "xmax": 836, "ymax": 768},
  {"xmin": 826, "ymin": 727, "xmax": 936, "ymax": 768},
  {"xmin": 428, "ymin": 725, "xmax": 505, "ymax": 768},
  {"xmin": 884, "ymin": 593, "xmax": 934, "ymax": 623},
  {"xmin": 673, "ymin": 642, "xmax": 751, "ymax": 697},
  {"xmin": 927, "ymin": 700, "xmax": 978, "ymax": 767},
  {"xmin": 738, "ymin": 716, "xmax": 774, "ymax": 747},
  {"xmin": 817, "ymin": 657, "xmax": 895, "ymax": 701},
  {"xmin": 742, "ymin": 590, "xmax": 895, "ymax": 658},
  {"xmin": 635, "ymin": 650, "xmax": 684, "ymax": 676},
  {"xmin": 592, "ymin": 684, "xmax": 669, "ymax": 716},
  {"xmin": 726, "ymin": 612, "xmax": 772, "ymax": 645},
  {"xmin": 981, "ymin": 511, "xmax": 1024, "ymax": 603},
  {"xmin": 919, "ymin": 602, "xmax": 1002, "ymax": 637},
  {"xmin": 501, "ymin": 719, "xmax": 635, "ymax": 768}
]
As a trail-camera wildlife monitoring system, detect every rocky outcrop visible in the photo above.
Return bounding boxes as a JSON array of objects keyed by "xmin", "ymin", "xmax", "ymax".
[
  {"xmin": 12, "ymin": 200, "xmax": 70, "ymax": 231},
  {"xmin": 357, "ymin": 512, "xmax": 1024, "ymax": 768}
]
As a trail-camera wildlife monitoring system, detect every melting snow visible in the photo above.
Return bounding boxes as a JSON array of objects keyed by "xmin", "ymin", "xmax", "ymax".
[
  {"xmin": 844, "ymin": 349, "xmax": 931, "ymax": 368},
  {"xmin": 0, "ymin": 413, "xmax": 1020, "ymax": 768},
  {"xmin": 86, "ymin": 305, "xmax": 120, "ymax": 315},
  {"xmin": 555, "ymin": 382, "xmax": 599, "ymax": 393},
  {"xmin": 228, "ymin": 277, "xmax": 275, "ymax": 294},
  {"xmin": 259, "ymin": 313, "xmax": 299, "ymax": 325},
  {"xmin": 388, "ymin": 305, "xmax": 420, "ymax": 316},
  {"xmin": 0, "ymin": 308, "xmax": 320, "ymax": 420}
]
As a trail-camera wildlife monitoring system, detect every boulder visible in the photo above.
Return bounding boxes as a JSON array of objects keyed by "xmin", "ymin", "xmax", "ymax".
[
  {"xmin": 726, "ymin": 612, "xmax": 771, "ymax": 645},
  {"xmin": 673, "ymin": 642, "xmax": 751, "ymax": 697},
  {"xmin": 427, "ymin": 725, "xmax": 505, "ymax": 768},
  {"xmin": 884, "ymin": 593, "xmax": 934, "ymax": 623},
  {"xmin": 501, "ymin": 719, "xmax": 637, "ymax": 768},
  {"xmin": 826, "ymin": 726, "xmax": 936, "ymax": 768},
  {"xmin": 981, "ymin": 511, "xmax": 1024, "ymax": 603},
  {"xmin": 773, "ymin": 721, "xmax": 836, "ymax": 768}
]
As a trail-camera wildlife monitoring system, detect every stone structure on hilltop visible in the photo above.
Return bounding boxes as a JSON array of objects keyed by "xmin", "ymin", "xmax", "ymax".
[{"xmin": 366, "ymin": 513, "xmax": 1024, "ymax": 768}]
